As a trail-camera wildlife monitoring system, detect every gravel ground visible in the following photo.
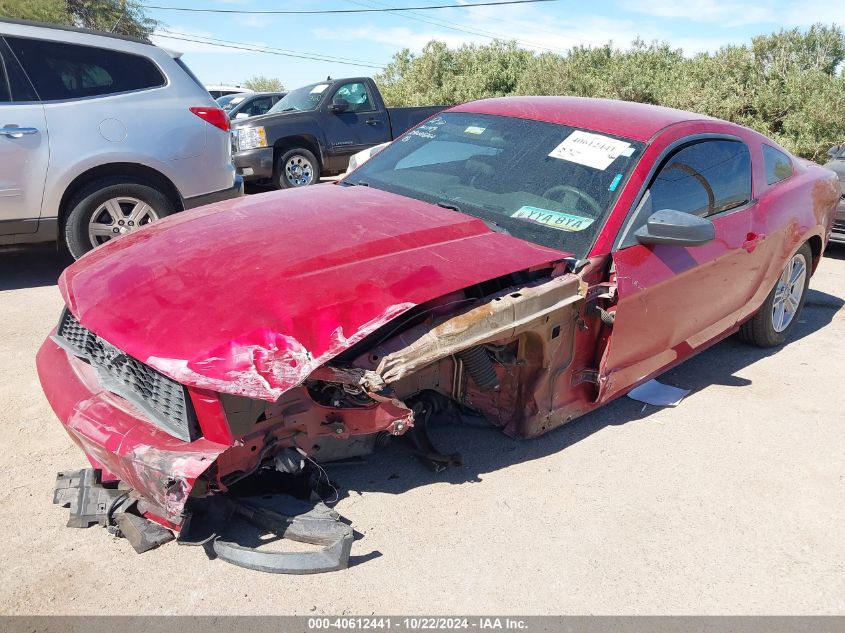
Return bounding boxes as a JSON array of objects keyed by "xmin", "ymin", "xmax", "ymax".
[{"xmin": 0, "ymin": 243, "xmax": 843, "ymax": 615}]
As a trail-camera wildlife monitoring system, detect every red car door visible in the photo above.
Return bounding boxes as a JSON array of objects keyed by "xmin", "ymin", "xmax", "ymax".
[{"xmin": 597, "ymin": 137, "xmax": 762, "ymax": 402}]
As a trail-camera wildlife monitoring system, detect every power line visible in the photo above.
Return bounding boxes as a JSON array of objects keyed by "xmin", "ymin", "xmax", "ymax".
[
  {"xmin": 157, "ymin": 29, "xmax": 385, "ymax": 67},
  {"xmin": 141, "ymin": 0, "xmax": 561, "ymax": 15},
  {"xmin": 153, "ymin": 33, "xmax": 386, "ymax": 68}
]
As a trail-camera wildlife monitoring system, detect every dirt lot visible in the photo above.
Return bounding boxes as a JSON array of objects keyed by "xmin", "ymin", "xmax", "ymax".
[{"xmin": 0, "ymin": 243, "xmax": 843, "ymax": 615}]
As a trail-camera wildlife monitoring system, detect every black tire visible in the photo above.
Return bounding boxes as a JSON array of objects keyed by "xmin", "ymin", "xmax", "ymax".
[
  {"xmin": 274, "ymin": 147, "xmax": 319, "ymax": 189},
  {"xmin": 738, "ymin": 242, "xmax": 812, "ymax": 347},
  {"xmin": 64, "ymin": 178, "xmax": 176, "ymax": 259}
]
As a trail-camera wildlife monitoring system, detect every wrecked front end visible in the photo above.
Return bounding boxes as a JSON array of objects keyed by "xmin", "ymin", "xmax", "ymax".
[{"xmin": 38, "ymin": 265, "xmax": 586, "ymax": 567}]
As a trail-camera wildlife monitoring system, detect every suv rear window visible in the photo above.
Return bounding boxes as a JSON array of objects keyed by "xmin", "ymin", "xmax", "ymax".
[{"xmin": 5, "ymin": 37, "xmax": 165, "ymax": 101}]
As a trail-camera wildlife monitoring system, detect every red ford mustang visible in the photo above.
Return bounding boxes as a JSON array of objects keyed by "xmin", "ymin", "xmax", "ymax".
[{"xmin": 38, "ymin": 97, "xmax": 840, "ymax": 533}]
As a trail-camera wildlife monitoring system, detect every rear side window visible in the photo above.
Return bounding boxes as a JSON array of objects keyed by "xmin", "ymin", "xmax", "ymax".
[
  {"xmin": 647, "ymin": 140, "xmax": 752, "ymax": 217},
  {"xmin": 0, "ymin": 41, "xmax": 37, "ymax": 102},
  {"xmin": 5, "ymin": 37, "xmax": 165, "ymax": 101},
  {"xmin": 762, "ymin": 144, "xmax": 794, "ymax": 185}
]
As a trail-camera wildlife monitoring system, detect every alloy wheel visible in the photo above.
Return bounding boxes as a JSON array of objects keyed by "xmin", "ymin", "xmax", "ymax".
[
  {"xmin": 88, "ymin": 196, "xmax": 159, "ymax": 248},
  {"xmin": 771, "ymin": 252, "xmax": 807, "ymax": 332}
]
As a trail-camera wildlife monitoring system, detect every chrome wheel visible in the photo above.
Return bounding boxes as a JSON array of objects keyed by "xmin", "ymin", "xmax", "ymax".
[
  {"xmin": 285, "ymin": 154, "xmax": 314, "ymax": 186},
  {"xmin": 88, "ymin": 196, "xmax": 158, "ymax": 247},
  {"xmin": 771, "ymin": 252, "xmax": 807, "ymax": 333}
]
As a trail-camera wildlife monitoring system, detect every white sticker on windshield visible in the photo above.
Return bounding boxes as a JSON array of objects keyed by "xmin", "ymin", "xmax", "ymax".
[
  {"xmin": 464, "ymin": 125, "xmax": 486, "ymax": 135},
  {"xmin": 511, "ymin": 206, "xmax": 594, "ymax": 232},
  {"xmin": 310, "ymin": 84, "xmax": 329, "ymax": 94},
  {"xmin": 548, "ymin": 131, "xmax": 632, "ymax": 170}
]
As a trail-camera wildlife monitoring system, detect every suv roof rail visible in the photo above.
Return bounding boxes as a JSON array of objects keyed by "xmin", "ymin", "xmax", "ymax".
[{"xmin": 0, "ymin": 16, "xmax": 153, "ymax": 46}]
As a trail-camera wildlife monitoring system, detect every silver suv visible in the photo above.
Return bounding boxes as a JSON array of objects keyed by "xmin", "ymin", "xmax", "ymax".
[{"xmin": 0, "ymin": 19, "xmax": 243, "ymax": 259}]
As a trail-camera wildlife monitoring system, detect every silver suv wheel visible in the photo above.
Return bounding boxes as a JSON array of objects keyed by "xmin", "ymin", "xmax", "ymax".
[{"xmin": 88, "ymin": 196, "xmax": 159, "ymax": 248}]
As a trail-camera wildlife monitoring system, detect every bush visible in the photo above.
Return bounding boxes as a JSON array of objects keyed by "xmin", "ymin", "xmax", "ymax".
[{"xmin": 375, "ymin": 25, "xmax": 845, "ymax": 162}]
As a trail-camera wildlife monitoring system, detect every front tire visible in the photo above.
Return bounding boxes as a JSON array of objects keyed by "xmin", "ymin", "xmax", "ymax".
[
  {"xmin": 64, "ymin": 178, "xmax": 176, "ymax": 259},
  {"xmin": 738, "ymin": 242, "xmax": 812, "ymax": 347},
  {"xmin": 274, "ymin": 148, "xmax": 319, "ymax": 189}
]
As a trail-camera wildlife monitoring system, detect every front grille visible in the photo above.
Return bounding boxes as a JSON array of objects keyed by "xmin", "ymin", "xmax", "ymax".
[{"xmin": 55, "ymin": 309, "xmax": 200, "ymax": 442}]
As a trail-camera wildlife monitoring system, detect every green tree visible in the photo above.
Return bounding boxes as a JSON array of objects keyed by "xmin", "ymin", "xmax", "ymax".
[
  {"xmin": 375, "ymin": 24, "xmax": 845, "ymax": 161},
  {"xmin": 0, "ymin": 0, "xmax": 157, "ymax": 40},
  {"xmin": 243, "ymin": 76, "xmax": 285, "ymax": 92}
]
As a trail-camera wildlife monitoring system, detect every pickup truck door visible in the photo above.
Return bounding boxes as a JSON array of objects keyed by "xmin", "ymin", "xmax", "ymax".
[
  {"xmin": 0, "ymin": 41, "xmax": 48, "ymax": 234},
  {"xmin": 596, "ymin": 137, "xmax": 763, "ymax": 402},
  {"xmin": 323, "ymin": 81, "xmax": 390, "ymax": 163}
]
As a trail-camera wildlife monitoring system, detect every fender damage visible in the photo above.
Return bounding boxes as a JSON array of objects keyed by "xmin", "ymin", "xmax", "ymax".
[{"xmin": 39, "ymin": 185, "xmax": 587, "ymax": 542}]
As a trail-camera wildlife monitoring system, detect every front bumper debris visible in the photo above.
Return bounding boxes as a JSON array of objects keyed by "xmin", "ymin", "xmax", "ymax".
[{"xmin": 53, "ymin": 468, "xmax": 354, "ymax": 574}]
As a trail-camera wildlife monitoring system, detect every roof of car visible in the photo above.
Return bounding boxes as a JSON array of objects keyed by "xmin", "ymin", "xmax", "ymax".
[
  {"xmin": 450, "ymin": 96, "xmax": 717, "ymax": 142},
  {"xmin": 0, "ymin": 16, "xmax": 152, "ymax": 45}
]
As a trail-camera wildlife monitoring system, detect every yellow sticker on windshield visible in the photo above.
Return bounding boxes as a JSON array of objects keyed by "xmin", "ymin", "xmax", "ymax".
[{"xmin": 511, "ymin": 206, "xmax": 594, "ymax": 232}]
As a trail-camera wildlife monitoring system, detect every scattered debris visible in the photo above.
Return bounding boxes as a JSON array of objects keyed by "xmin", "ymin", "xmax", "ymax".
[{"xmin": 627, "ymin": 379, "xmax": 690, "ymax": 407}]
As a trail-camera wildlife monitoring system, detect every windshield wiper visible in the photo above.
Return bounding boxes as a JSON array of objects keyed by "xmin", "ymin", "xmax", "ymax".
[
  {"xmin": 437, "ymin": 201, "xmax": 462, "ymax": 212},
  {"xmin": 342, "ymin": 180, "xmax": 369, "ymax": 187}
]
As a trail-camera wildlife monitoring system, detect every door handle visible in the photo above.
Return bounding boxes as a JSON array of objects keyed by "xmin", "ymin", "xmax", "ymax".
[
  {"xmin": 1, "ymin": 126, "xmax": 38, "ymax": 138},
  {"xmin": 742, "ymin": 232, "xmax": 764, "ymax": 252},
  {"xmin": 365, "ymin": 118, "xmax": 379, "ymax": 126}
]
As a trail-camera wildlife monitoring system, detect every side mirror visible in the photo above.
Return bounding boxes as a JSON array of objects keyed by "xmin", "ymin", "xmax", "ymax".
[
  {"xmin": 827, "ymin": 144, "xmax": 842, "ymax": 159},
  {"xmin": 329, "ymin": 98, "xmax": 349, "ymax": 113},
  {"xmin": 234, "ymin": 112, "xmax": 249, "ymax": 120},
  {"xmin": 634, "ymin": 209, "xmax": 715, "ymax": 247}
]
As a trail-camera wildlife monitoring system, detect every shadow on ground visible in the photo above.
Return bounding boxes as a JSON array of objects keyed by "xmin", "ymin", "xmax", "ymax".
[{"xmin": 0, "ymin": 244, "xmax": 73, "ymax": 291}]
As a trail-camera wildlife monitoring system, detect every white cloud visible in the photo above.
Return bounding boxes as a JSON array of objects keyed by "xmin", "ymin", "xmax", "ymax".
[{"xmin": 620, "ymin": 0, "xmax": 776, "ymax": 26}]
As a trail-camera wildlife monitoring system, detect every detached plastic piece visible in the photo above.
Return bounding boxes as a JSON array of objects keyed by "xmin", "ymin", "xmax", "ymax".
[
  {"xmin": 115, "ymin": 512, "xmax": 175, "ymax": 553},
  {"xmin": 53, "ymin": 469, "xmax": 126, "ymax": 528},
  {"xmin": 212, "ymin": 494, "xmax": 354, "ymax": 574}
]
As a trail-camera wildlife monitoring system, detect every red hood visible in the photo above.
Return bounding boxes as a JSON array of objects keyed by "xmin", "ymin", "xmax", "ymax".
[{"xmin": 60, "ymin": 185, "xmax": 568, "ymax": 400}]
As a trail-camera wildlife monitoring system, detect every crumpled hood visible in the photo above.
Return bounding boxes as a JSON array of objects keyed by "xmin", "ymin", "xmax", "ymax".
[{"xmin": 60, "ymin": 185, "xmax": 567, "ymax": 400}]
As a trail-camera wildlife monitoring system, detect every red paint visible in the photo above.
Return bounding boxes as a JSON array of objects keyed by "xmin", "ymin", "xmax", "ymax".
[
  {"xmin": 448, "ymin": 96, "xmax": 715, "ymax": 142},
  {"xmin": 59, "ymin": 185, "xmax": 566, "ymax": 400},
  {"xmin": 38, "ymin": 97, "xmax": 840, "ymax": 531}
]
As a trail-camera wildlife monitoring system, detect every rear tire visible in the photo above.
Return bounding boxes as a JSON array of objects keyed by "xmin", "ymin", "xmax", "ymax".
[
  {"xmin": 64, "ymin": 178, "xmax": 176, "ymax": 259},
  {"xmin": 274, "ymin": 148, "xmax": 319, "ymax": 189},
  {"xmin": 738, "ymin": 242, "xmax": 812, "ymax": 347}
]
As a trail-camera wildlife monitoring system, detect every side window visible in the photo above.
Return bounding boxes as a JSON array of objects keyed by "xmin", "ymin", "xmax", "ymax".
[
  {"xmin": 646, "ymin": 140, "xmax": 752, "ymax": 218},
  {"xmin": 332, "ymin": 82, "xmax": 374, "ymax": 113},
  {"xmin": 762, "ymin": 144, "xmax": 793, "ymax": 185},
  {"xmin": 0, "ymin": 53, "xmax": 10, "ymax": 103},
  {"xmin": 0, "ymin": 40, "xmax": 37, "ymax": 102},
  {"xmin": 5, "ymin": 37, "xmax": 165, "ymax": 101},
  {"xmin": 245, "ymin": 96, "xmax": 274, "ymax": 116}
]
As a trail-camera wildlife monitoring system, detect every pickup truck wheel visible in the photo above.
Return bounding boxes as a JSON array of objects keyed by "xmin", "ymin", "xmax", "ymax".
[
  {"xmin": 64, "ymin": 179, "xmax": 175, "ymax": 259},
  {"xmin": 738, "ymin": 242, "xmax": 811, "ymax": 347},
  {"xmin": 275, "ymin": 148, "xmax": 318, "ymax": 189}
]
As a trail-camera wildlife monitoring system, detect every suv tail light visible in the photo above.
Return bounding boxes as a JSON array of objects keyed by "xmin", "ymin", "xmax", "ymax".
[{"xmin": 189, "ymin": 106, "xmax": 230, "ymax": 132}]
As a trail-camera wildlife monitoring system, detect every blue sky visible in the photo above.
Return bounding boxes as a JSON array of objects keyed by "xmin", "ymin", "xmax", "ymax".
[{"xmin": 146, "ymin": 0, "xmax": 844, "ymax": 90}]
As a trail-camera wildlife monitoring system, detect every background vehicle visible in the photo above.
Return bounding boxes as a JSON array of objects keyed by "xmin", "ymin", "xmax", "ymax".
[
  {"xmin": 0, "ymin": 18, "xmax": 242, "ymax": 259},
  {"xmin": 823, "ymin": 144, "xmax": 845, "ymax": 244},
  {"xmin": 232, "ymin": 76, "xmax": 443, "ymax": 188},
  {"xmin": 206, "ymin": 84, "xmax": 252, "ymax": 99},
  {"xmin": 217, "ymin": 91, "xmax": 286, "ymax": 120},
  {"xmin": 38, "ymin": 98, "xmax": 840, "ymax": 536}
]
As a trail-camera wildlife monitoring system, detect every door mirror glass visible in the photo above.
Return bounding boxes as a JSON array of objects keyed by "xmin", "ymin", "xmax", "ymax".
[
  {"xmin": 329, "ymin": 97, "xmax": 349, "ymax": 113},
  {"xmin": 634, "ymin": 209, "xmax": 715, "ymax": 247}
]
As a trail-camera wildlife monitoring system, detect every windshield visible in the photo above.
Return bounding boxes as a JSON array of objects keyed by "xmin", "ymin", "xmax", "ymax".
[
  {"xmin": 268, "ymin": 82, "xmax": 329, "ymax": 114},
  {"xmin": 344, "ymin": 112, "xmax": 644, "ymax": 258},
  {"xmin": 218, "ymin": 94, "xmax": 247, "ymax": 110}
]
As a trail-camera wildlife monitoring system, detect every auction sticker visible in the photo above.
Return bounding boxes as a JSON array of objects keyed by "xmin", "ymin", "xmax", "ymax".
[
  {"xmin": 511, "ymin": 206, "xmax": 594, "ymax": 231},
  {"xmin": 548, "ymin": 130, "xmax": 632, "ymax": 170}
]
